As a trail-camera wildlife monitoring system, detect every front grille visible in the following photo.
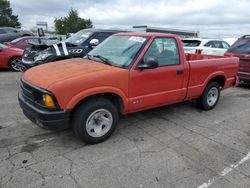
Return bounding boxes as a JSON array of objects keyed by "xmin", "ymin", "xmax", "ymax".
[{"xmin": 20, "ymin": 81, "xmax": 40, "ymax": 102}]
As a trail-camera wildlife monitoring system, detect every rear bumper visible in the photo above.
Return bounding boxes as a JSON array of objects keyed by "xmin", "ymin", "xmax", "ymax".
[
  {"xmin": 238, "ymin": 71, "xmax": 250, "ymax": 82},
  {"xmin": 18, "ymin": 92, "xmax": 70, "ymax": 130}
]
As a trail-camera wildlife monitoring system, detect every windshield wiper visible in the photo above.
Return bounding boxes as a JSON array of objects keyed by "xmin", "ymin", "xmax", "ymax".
[{"xmin": 93, "ymin": 55, "xmax": 113, "ymax": 66}]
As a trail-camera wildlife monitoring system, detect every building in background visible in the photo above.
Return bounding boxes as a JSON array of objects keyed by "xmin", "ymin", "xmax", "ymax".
[{"xmin": 133, "ymin": 25, "xmax": 199, "ymax": 38}]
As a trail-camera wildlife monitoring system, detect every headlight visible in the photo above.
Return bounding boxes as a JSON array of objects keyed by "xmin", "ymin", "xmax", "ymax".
[
  {"xmin": 35, "ymin": 92, "xmax": 57, "ymax": 109},
  {"xmin": 34, "ymin": 53, "xmax": 52, "ymax": 61}
]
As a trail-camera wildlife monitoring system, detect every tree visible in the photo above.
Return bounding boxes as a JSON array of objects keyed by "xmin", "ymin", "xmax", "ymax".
[
  {"xmin": 0, "ymin": 0, "xmax": 21, "ymax": 27},
  {"xmin": 54, "ymin": 9, "xmax": 93, "ymax": 35}
]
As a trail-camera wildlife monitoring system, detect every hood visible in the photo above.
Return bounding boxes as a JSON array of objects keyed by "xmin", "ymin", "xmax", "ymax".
[
  {"xmin": 6, "ymin": 47, "xmax": 23, "ymax": 53},
  {"xmin": 23, "ymin": 58, "xmax": 125, "ymax": 89}
]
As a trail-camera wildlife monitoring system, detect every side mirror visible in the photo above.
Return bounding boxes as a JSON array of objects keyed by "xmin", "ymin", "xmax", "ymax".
[
  {"xmin": 138, "ymin": 57, "xmax": 159, "ymax": 70},
  {"xmin": 89, "ymin": 39, "xmax": 99, "ymax": 47}
]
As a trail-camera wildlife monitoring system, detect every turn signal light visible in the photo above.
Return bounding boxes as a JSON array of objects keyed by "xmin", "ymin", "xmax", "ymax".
[{"xmin": 43, "ymin": 94, "xmax": 56, "ymax": 108}]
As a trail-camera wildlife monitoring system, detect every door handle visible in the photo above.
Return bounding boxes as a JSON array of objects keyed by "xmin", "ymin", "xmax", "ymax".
[{"xmin": 177, "ymin": 70, "xmax": 183, "ymax": 75}]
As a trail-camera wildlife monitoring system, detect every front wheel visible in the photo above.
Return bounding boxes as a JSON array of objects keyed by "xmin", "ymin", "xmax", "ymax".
[
  {"xmin": 9, "ymin": 57, "xmax": 21, "ymax": 71},
  {"xmin": 197, "ymin": 82, "xmax": 220, "ymax": 110},
  {"xmin": 72, "ymin": 98, "xmax": 119, "ymax": 144}
]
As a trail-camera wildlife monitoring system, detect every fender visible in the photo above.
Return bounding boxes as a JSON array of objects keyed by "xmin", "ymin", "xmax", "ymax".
[
  {"xmin": 203, "ymin": 71, "xmax": 226, "ymax": 90},
  {"xmin": 66, "ymin": 86, "xmax": 129, "ymax": 113}
]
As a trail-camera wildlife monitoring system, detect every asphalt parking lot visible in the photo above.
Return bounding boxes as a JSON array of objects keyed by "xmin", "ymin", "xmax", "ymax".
[{"xmin": 0, "ymin": 71, "xmax": 250, "ymax": 188}]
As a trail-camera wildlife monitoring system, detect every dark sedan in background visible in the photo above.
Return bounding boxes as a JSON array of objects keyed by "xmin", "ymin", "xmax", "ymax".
[{"xmin": 0, "ymin": 27, "xmax": 34, "ymax": 43}]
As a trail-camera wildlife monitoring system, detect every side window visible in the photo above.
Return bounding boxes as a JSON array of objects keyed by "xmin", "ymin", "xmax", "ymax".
[
  {"xmin": 5, "ymin": 28, "xmax": 15, "ymax": 34},
  {"xmin": 214, "ymin": 41, "xmax": 223, "ymax": 48},
  {"xmin": 222, "ymin": 41, "xmax": 230, "ymax": 49},
  {"xmin": 205, "ymin": 41, "xmax": 223, "ymax": 48},
  {"xmin": 204, "ymin": 41, "xmax": 215, "ymax": 48},
  {"xmin": 144, "ymin": 38, "xmax": 180, "ymax": 66},
  {"xmin": 27, "ymin": 39, "xmax": 39, "ymax": 44},
  {"xmin": 95, "ymin": 32, "xmax": 112, "ymax": 43},
  {"xmin": 0, "ymin": 29, "xmax": 6, "ymax": 34}
]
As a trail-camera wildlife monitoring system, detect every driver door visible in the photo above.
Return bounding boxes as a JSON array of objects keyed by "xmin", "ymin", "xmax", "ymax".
[{"xmin": 129, "ymin": 37, "xmax": 185, "ymax": 112}]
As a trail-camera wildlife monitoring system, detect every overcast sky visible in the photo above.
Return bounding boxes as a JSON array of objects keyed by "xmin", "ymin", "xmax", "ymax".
[{"xmin": 9, "ymin": 0, "xmax": 250, "ymax": 38}]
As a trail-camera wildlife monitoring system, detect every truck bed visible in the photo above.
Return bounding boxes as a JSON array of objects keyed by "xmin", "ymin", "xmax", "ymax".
[{"xmin": 185, "ymin": 53, "xmax": 239, "ymax": 100}]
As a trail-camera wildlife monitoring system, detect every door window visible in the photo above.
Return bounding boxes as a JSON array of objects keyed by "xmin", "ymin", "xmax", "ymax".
[
  {"xmin": 205, "ymin": 41, "xmax": 224, "ymax": 48},
  {"xmin": 95, "ymin": 32, "xmax": 112, "ymax": 43},
  {"xmin": 143, "ymin": 38, "xmax": 180, "ymax": 66},
  {"xmin": 5, "ymin": 28, "xmax": 16, "ymax": 34},
  {"xmin": 0, "ymin": 29, "xmax": 7, "ymax": 34},
  {"xmin": 222, "ymin": 41, "xmax": 230, "ymax": 49}
]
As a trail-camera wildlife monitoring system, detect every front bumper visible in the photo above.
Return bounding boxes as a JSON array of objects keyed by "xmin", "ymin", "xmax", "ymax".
[{"xmin": 18, "ymin": 92, "xmax": 70, "ymax": 130}]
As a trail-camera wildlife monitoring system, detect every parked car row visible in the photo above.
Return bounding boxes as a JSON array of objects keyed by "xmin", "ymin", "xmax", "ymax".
[
  {"xmin": 1, "ymin": 26, "xmax": 250, "ymax": 84},
  {"xmin": 20, "ymin": 29, "xmax": 125, "ymax": 71}
]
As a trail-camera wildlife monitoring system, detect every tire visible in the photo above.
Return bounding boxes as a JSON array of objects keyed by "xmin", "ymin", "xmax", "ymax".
[
  {"xmin": 72, "ymin": 98, "xmax": 119, "ymax": 144},
  {"xmin": 197, "ymin": 82, "xmax": 220, "ymax": 110},
  {"xmin": 9, "ymin": 57, "xmax": 21, "ymax": 71}
]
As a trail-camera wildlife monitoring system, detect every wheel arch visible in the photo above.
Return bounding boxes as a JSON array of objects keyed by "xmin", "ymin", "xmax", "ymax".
[
  {"xmin": 66, "ymin": 87, "xmax": 128, "ymax": 115},
  {"xmin": 204, "ymin": 72, "xmax": 226, "ymax": 89},
  {"xmin": 71, "ymin": 93, "xmax": 124, "ymax": 116},
  {"xmin": 208, "ymin": 75, "xmax": 226, "ymax": 88}
]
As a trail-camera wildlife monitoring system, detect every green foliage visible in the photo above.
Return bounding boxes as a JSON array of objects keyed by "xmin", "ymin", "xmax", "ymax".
[
  {"xmin": 0, "ymin": 0, "xmax": 21, "ymax": 27},
  {"xmin": 54, "ymin": 8, "xmax": 93, "ymax": 35}
]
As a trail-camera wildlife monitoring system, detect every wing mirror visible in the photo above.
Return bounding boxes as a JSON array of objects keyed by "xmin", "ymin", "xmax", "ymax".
[
  {"xmin": 89, "ymin": 39, "xmax": 99, "ymax": 48},
  {"xmin": 138, "ymin": 57, "xmax": 159, "ymax": 70}
]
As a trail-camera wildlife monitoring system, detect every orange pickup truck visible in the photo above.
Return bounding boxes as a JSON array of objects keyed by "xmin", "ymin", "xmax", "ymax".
[{"xmin": 19, "ymin": 32, "xmax": 239, "ymax": 144}]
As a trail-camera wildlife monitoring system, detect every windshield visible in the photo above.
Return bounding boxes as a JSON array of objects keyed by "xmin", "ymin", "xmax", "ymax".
[
  {"xmin": 0, "ymin": 43, "xmax": 7, "ymax": 49},
  {"xmin": 88, "ymin": 35, "xmax": 148, "ymax": 68},
  {"xmin": 228, "ymin": 39, "xmax": 250, "ymax": 54},
  {"xmin": 26, "ymin": 38, "xmax": 57, "ymax": 45},
  {"xmin": 65, "ymin": 30, "xmax": 92, "ymax": 45},
  {"xmin": 182, "ymin": 40, "xmax": 201, "ymax": 47}
]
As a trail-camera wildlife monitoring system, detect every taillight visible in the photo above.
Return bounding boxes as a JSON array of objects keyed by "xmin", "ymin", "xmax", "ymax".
[
  {"xmin": 224, "ymin": 52, "xmax": 235, "ymax": 57},
  {"xmin": 195, "ymin": 49, "xmax": 203, "ymax": 54}
]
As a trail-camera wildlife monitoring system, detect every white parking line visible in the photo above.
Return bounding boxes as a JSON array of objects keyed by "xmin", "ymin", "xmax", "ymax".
[{"xmin": 197, "ymin": 152, "xmax": 250, "ymax": 188}]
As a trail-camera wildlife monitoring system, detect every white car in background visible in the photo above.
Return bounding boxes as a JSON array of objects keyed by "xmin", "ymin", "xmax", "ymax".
[{"xmin": 181, "ymin": 38, "xmax": 230, "ymax": 56}]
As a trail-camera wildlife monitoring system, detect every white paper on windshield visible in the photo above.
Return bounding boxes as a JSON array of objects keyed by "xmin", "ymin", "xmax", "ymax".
[{"xmin": 129, "ymin": 36, "xmax": 146, "ymax": 43}]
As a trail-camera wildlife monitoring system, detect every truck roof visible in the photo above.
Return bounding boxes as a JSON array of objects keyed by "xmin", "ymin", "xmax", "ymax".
[
  {"xmin": 79, "ymin": 28, "xmax": 128, "ymax": 33},
  {"xmin": 115, "ymin": 32, "xmax": 179, "ymax": 38}
]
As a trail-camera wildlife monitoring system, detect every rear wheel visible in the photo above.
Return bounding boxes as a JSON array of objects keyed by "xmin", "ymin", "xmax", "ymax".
[
  {"xmin": 72, "ymin": 98, "xmax": 119, "ymax": 144},
  {"xmin": 197, "ymin": 82, "xmax": 220, "ymax": 110},
  {"xmin": 9, "ymin": 57, "xmax": 21, "ymax": 71}
]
